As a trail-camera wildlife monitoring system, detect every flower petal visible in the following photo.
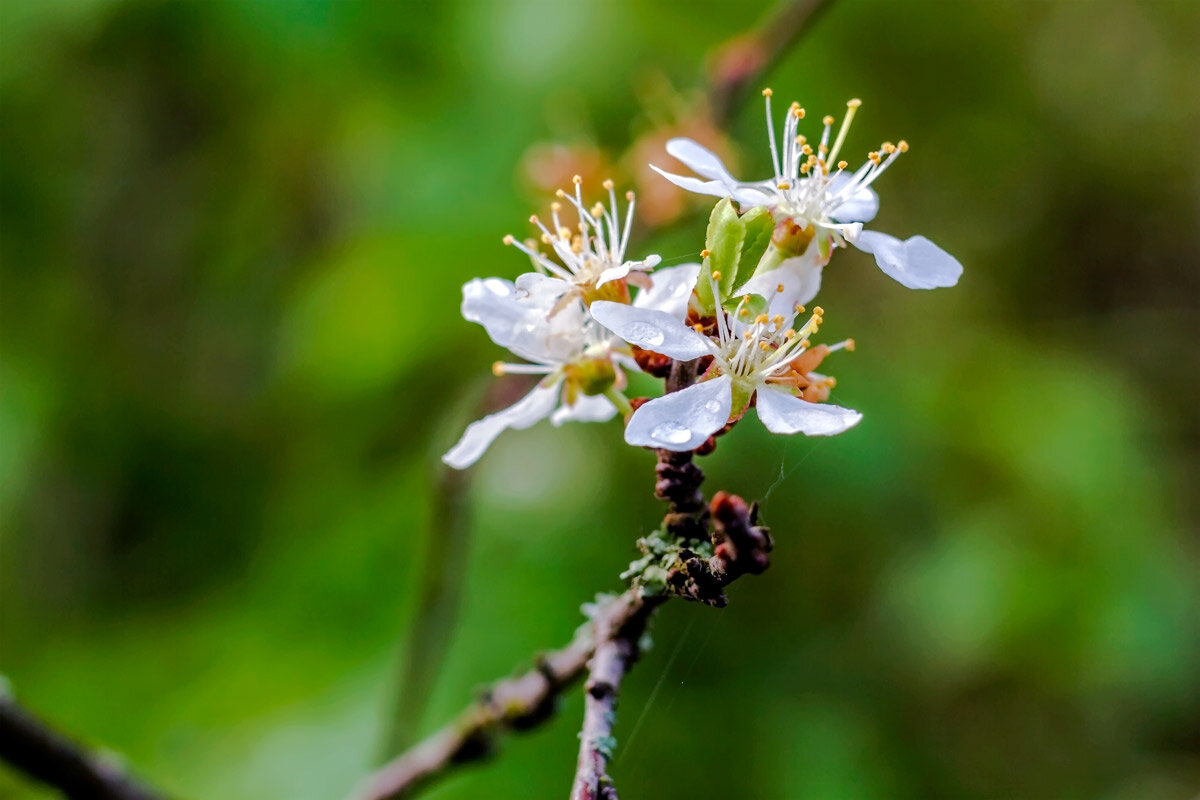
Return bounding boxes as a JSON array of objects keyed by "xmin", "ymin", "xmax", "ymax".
[
  {"xmin": 550, "ymin": 393, "xmax": 617, "ymax": 426},
  {"xmin": 624, "ymin": 375, "xmax": 733, "ymax": 451},
  {"xmin": 729, "ymin": 181, "xmax": 780, "ymax": 208},
  {"xmin": 633, "ymin": 263, "xmax": 700, "ymax": 319},
  {"xmin": 590, "ymin": 301, "xmax": 713, "ymax": 360},
  {"xmin": 828, "ymin": 175, "xmax": 879, "ymax": 224},
  {"xmin": 755, "ymin": 386, "xmax": 862, "ymax": 436},
  {"xmin": 737, "ymin": 256, "xmax": 823, "ymax": 319},
  {"xmin": 442, "ymin": 381, "xmax": 562, "ymax": 469},
  {"xmin": 854, "ymin": 231, "xmax": 963, "ymax": 290},
  {"xmin": 595, "ymin": 263, "xmax": 632, "ymax": 288},
  {"xmin": 665, "ymin": 138, "xmax": 734, "ymax": 182},
  {"xmin": 461, "ymin": 276, "xmax": 578, "ymax": 363},
  {"xmin": 649, "ymin": 165, "xmax": 731, "ymax": 199}
]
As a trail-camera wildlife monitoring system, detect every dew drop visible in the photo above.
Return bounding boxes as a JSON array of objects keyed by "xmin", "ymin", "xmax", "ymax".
[
  {"xmin": 703, "ymin": 400, "xmax": 722, "ymax": 415},
  {"xmin": 625, "ymin": 321, "xmax": 665, "ymax": 347},
  {"xmin": 649, "ymin": 421, "xmax": 692, "ymax": 445}
]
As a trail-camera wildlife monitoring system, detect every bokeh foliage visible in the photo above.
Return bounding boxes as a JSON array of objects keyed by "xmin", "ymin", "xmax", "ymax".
[{"xmin": 1, "ymin": 0, "xmax": 1198, "ymax": 798}]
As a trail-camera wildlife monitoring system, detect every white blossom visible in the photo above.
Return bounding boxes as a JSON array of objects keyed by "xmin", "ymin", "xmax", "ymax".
[
  {"xmin": 651, "ymin": 91, "xmax": 962, "ymax": 298},
  {"xmin": 503, "ymin": 178, "xmax": 661, "ymax": 314},
  {"xmin": 442, "ymin": 262, "xmax": 702, "ymax": 469},
  {"xmin": 591, "ymin": 281, "xmax": 861, "ymax": 451},
  {"xmin": 442, "ymin": 278, "xmax": 624, "ymax": 469}
]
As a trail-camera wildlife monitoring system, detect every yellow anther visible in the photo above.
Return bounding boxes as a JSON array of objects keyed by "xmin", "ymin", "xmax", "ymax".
[
  {"xmin": 602, "ymin": 178, "xmax": 614, "ymax": 190},
  {"xmin": 772, "ymin": 314, "xmax": 785, "ymax": 325},
  {"xmin": 898, "ymin": 140, "xmax": 910, "ymax": 152},
  {"xmin": 529, "ymin": 214, "xmax": 539, "ymax": 224},
  {"xmin": 625, "ymin": 190, "xmax": 634, "ymax": 200},
  {"xmin": 551, "ymin": 201, "xmax": 561, "ymax": 212},
  {"xmin": 822, "ymin": 115, "xmax": 835, "ymax": 126},
  {"xmin": 845, "ymin": 338, "xmax": 856, "ymax": 351},
  {"xmin": 818, "ymin": 144, "xmax": 829, "ymax": 154},
  {"xmin": 541, "ymin": 233, "xmax": 553, "ymax": 244},
  {"xmin": 700, "ymin": 249, "xmax": 711, "ymax": 258},
  {"xmin": 760, "ymin": 342, "xmax": 771, "ymax": 351},
  {"xmin": 739, "ymin": 307, "xmax": 750, "ymax": 316},
  {"xmin": 813, "ymin": 306, "xmax": 824, "ymax": 316},
  {"xmin": 777, "ymin": 182, "xmax": 791, "ymax": 190},
  {"xmin": 502, "ymin": 234, "xmax": 515, "ymax": 245},
  {"xmin": 591, "ymin": 203, "xmax": 605, "ymax": 217},
  {"xmin": 784, "ymin": 330, "xmax": 796, "ymax": 340},
  {"xmin": 711, "ymin": 270, "xmax": 722, "ymax": 281},
  {"xmin": 555, "ymin": 189, "xmax": 566, "ymax": 197},
  {"xmin": 801, "ymin": 144, "xmax": 813, "ymax": 156},
  {"xmin": 793, "ymin": 106, "xmax": 805, "ymax": 118},
  {"xmin": 776, "ymin": 283, "xmax": 786, "ymax": 293},
  {"xmin": 837, "ymin": 160, "xmax": 848, "ymax": 170},
  {"xmin": 847, "ymin": 98, "xmax": 862, "ymax": 108},
  {"xmin": 692, "ymin": 323, "xmax": 706, "ymax": 332},
  {"xmin": 572, "ymin": 174, "xmax": 582, "ymax": 184},
  {"xmin": 795, "ymin": 304, "xmax": 805, "ymax": 313},
  {"xmin": 868, "ymin": 152, "xmax": 882, "ymax": 165},
  {"xmin": 882, "ymin": 142, "xmax": 896, "ymax": 154},
  {"xmin": 755, "ymin": 313, "xmax": 769, "ymax": 324},
  {"xmin": 762, "ymin": 87, "xmax": 773, "ymax": 97},
  {"xmin": 491, "ymin": 361, "xmax": 506, "ymax": 376}
]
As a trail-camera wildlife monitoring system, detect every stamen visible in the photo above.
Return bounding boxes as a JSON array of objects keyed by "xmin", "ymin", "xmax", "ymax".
[
  {"xmin": 827, "ymin": 98, "xmax": 861, "ymax": 165},
  {"xmin": 763, "ymin": 89, "xmax": 781, "ymax": 178}
]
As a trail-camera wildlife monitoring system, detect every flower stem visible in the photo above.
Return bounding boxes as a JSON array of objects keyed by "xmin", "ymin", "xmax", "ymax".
[{"xmin": 604, "ymin": 387, "xmax": 633, "ymax": 421}]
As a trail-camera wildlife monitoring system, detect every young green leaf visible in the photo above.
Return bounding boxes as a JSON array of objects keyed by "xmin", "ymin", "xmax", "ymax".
[{"xmin": 732, "ymin": 206, "xmax": 775, "ymax": 293}]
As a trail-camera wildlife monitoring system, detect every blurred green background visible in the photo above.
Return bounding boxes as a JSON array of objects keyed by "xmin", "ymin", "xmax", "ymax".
[{"xmin": 2, "ymin": 0, "xmax": 1199, "ymax": 798}]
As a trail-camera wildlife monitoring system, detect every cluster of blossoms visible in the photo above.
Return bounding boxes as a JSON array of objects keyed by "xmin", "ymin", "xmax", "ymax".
[{"xmin": 444, "ymin": 91, "xmax": 962, "ymax": 469}]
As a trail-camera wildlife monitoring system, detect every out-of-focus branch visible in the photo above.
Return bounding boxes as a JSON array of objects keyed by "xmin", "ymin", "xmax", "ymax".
[
  {"xmin": 379, "ymin": 463, "xmax": 471, "ymax": 759},
  {"xmin": 0, "ymin": 693, "xmax": 167, "ymax": 800},
  {"xmin": 707, "ymin": 0, "xmax": 837, "ymax": 125}
]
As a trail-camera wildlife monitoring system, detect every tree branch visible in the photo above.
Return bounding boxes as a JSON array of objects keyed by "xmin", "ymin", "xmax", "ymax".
[
  {"xmin": 350, "ymin": 590, "xmax": 648, "ymax": 800},
  {"xmin": 0, "ymin": 693, "xmax": 167, "ymax": 800},
  {"xmin": 707, "ymin": 0, "xmax": 837, "ymax": 125},
  {"xmin": 569, "ymin": 596, "xmax": 662, "ymax": 800}
]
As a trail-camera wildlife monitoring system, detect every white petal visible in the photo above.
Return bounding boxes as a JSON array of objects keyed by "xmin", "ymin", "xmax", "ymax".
[
  {"xmin": 442, "ymin": 381, "xmax": 561, "ymax": 469},
  {"xmin": 461, "ymin": 276, "xmax": 576, "ymax": 363},
  {"xmin": 737, "ymin": 256, "xmax": 823, "ymax": 319},
  {"xmin": 461, "ymin": 277, "xmax": 525, "ymax": 338},
  {"xmin": 755, "ymin": 387, "xmax": 862, "ymax": 436},
  {"xmin": 649, "ymin": 165, "xmax": 731, "ymax": 199},
  {"xmin": 624, "ymin": 375, "xmax": 733, "ymax": 451},
  {"xmin": 729, "ymin": 181, "xmax": 780, "ymax": 208},
  {"xmin": 595, "ymin": 263, "xmax": 632, "ymax": 287},
  {"xmin": 589, "ymin": 301, "xmax": 713, "ymax": 360},
  {"xmin": 550, "ymin": 393, "xmax": 617, "ymax": 426},
  {"xmin": 633, "ymin": 263, "xmax": 700, "ymax": 319},
  {"xmin": 828, "ymin": 175, "xmax": 879, "ymax": 223},
  {"xmin": 855, "ymin": 231, "xmax": 963, "ymax": 290},
  {"xmin": 664, "ymin": 138, "xmax": 734, "ymax": 182},
  {"xmin": 512, "ymin": 272, "xmax": 572, "ymax": 305}
]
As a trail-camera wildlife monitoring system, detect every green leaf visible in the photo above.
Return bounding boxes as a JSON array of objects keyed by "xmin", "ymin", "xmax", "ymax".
[
  {"xmin": 697, "ymin": 198, "xmax": 745, "ymax": 311},
  {"xmin": 723, "ymin": 292, "xmax": 768, "ymax": 322},
  {"xmin": 732, "ymin": 206, "xmax": 775, "ymax": 293}
]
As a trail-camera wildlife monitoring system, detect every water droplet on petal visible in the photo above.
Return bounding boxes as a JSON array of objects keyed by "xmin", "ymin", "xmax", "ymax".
[
  {"xmin": 703, "ymin": 400, "xmax": 722, "ymax": 414},
  {"xmin": 625, "ymin": 321, "xmax": 665, "ymax": 347},
  {"xmin": 649, "ymin": 421, "xmax": 692, "ymax": 445}
]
